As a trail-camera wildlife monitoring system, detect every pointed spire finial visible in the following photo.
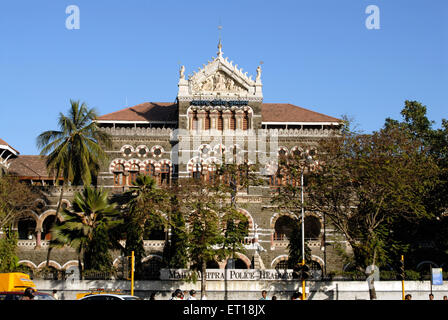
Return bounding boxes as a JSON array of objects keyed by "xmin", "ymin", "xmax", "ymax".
[
  {"xmin": 217, "ymin": 23, "xmax": 223, "ymax": 57},
  {"xmin": 217, "ymin": 38, "xmax": 223, "ymax": 57}
]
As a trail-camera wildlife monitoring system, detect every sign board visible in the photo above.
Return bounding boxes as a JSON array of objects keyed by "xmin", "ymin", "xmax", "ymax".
[
  {"xmin": 160, "ymin": 269, "xmax": 295, "ymax": 281},
  {"xmin": 432, "ymin": 268, "xmax": 443, "ymax": 285},
  {"xmin": 190, "ymin": 100, "xmax": 249, "ymax": 107}
]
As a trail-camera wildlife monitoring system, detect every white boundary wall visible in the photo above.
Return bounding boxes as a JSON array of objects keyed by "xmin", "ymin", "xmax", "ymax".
[{"xmin": 33, "ymin": 279, "xmax": 448, "ymax": 300}]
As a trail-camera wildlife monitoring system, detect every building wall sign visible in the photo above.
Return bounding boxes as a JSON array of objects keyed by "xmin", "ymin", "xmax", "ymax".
[
  {"xmin": 190, "ymin": 100, "xmax": 249, "ymax": 107},
  {"xmin": 160, "ymin": 269, "xmax": 295, "ymax": 281}
]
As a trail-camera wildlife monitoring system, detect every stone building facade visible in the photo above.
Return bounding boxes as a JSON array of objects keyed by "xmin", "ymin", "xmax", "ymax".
[{"xmin": 7, "ymin": 42, "xmax": 349, "ymax": 278}]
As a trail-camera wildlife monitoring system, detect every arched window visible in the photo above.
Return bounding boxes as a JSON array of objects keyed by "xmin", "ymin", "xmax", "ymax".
[
  {"xmin": 191, "ymin": 111, "xmax": 198, "ymax": 130},
  {"xmin": 206, "ymin": 260, "xmax": 219, "ymax": 269},
  {"xmin": 204, "ymin": 114, "xmax": 211, "ymax": 130},
  {"xmin": 129, "ymin": 164, "xmax": 140, "ymax": 185},
  {"xmin": 278, "ymin": 149, "xmax": 287, "ymax": 158},
  {"xmin": 242, "ymin": 112, "xmax": 249, "ymax": 130},
  {"xmin": 274, "ymin": 216, "xmax": 297, "ymax": 241},
  {"xmin": 304, "ymin": 216, "xmax": 321, "ymax": 239},
  {"xmin": 144, "ymin": 225, "xmax": 166, "ymax": 240},
  {"xmin": 142, "ymin": 257, "xmax": 164, "ymax": 280},
  {"xmin": 226, "ymin": 258, "xmax": 249, "ymax": 269},
  {"xmin": 42, "ymin": 215, "xmax": 61, "ymax": 241},
  {"xmin": 275, "ymin": 260, "xmax": 289, "ymax": 271},
  {"xmin": 270, "ymin": 174, "xmax": 283, "ymax": 190},
  {"xmin": 229, "ymin": 114, "xmax": 236, "ymax": 130},
  {"xmin": 145, "ymin": 163, "xmax": 156, "ymax": 177},
  {"xmin": 160, "ymin": 164, "xmax": 170, "ymax": 185},
  {"xmin": 17, "ymin": 217, "xmax": 36, "ymax": 240},
  {"xmin": 192, "ymin": 163, "xmax": 202, "ymax": 180},
  {"xmin": 217, "ymin": 113, "xmax": 223, "ymax": 131},
  {"xmin": 113, "ymin": 164, "xmax": 126, "ymax": 186}
]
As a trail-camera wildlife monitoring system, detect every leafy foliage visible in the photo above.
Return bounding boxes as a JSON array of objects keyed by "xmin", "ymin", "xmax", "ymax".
[
  {"xmin": 36, "ymin": 99, "xmax": 111, "ymax": 186},
  {"xmin": 0, "ymin": 228, "xmax": 19, "ymax": 272},
  {"xmin": 306, "ymin": 117, "xmax": 439, "ymax": 273},
  {"xmin": 0, "ymin": 176, "xmax": 40, "ymax": 230},
  {"xmin": 115, "ymin": 175, "xmax": 170, "ymax": 277},
  {"xmin": 50, "ymin": 186, "xmax": 122, "ymax": 278}
]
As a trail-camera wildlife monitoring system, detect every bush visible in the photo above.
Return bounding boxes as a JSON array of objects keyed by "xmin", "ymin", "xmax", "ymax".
[
  {"xmin": 405, "ymin": 270, "xmax": 421, "ymax": 280},
  {"xmin": 328, "ymin": 270, "xmax": 366, "ymax": 281},
  {"xmin": 380, "ymin": 270, "xmax": 397, "ymax": 280}
]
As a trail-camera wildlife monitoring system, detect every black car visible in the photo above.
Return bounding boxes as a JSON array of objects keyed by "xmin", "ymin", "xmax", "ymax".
[{"xmin": 0, "ymin": 291, "xmax": 56, "ymax": 300}]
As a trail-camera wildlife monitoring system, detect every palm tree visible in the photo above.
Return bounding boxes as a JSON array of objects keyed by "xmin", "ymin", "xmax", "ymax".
[
  {"xmin": 118, "ymin": 175, "xmax": 169, "ymax": 278},
  {"xmin": 50, "ymin": 186, "xmax": 122, "ymax": 279},
  {"xmin": 36, "ymin": 99, "xmax": 111, "ymax": 266}
]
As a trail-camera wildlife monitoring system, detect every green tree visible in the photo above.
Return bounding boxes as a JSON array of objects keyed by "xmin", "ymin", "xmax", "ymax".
[
  {"xmin": 220, "ymin": 206, "xmax": 249, "ymax": 268},
  {"xmin": 0, "ymin": 228, "xmax": 19, "ymax": 272},
  {"xmin": 50, "ymin": 186, "xmax": 122, "ymax": 279},
  {"xmin": 0, "ymin": 176, "xmax": 39, "ymax": 230},
  {"xmin": 287, "ymin": 220, "xmax": 312, "ymax": 269},
  {"xmin": 83, "ymin": 222, "xmax": 114, "ymax": 273},
  {"xmin": 179, "ymin": 178, "xmax": 227, "ymax": 299},
  {"xmin": 117, "ymin": 175, "xmax": 169, "ymax": 278},
  {"xmin": 306, "ymin": 122, "xmax": 438, "ymax": 299},
  {"xmin": 0, "ymin": 177, "xmax": 39, "ymax": 273},
  {"xmin": 36, "ymin": 99, "xmax": 111, "ymax": 266},
  {"xmin": 384, "ymin": 101, "xmax": 448, "ymax": 269},
  {"xmin": 163, "ymin": 189, "xmax": 188, "ymax": 269},
  {"xmin": 215, "ymin": 151, "xmax": 262, "ymax": 267},
  {"xmin": 271, "ymin": 151, "xmax": 314, "ymax": 268}
]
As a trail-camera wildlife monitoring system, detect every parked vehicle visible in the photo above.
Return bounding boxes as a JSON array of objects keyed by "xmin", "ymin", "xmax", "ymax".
[
  {"xmin": 0, "ymin": 273, "xmax": 36, "ymax": 292},
  {"xmin": 76, "ymin": 288, "xmax": 126, "ymax": 300},
  {"xmin": 78, "ymin": 294, "xmax": 140, "ymax": 301},
  {"xmin": 0, "ymin": 291, "xmax": 56, "ymax": 300},
  {"xmin": 0, "ymin": 272, "xmax": 55, "ymax": 300}
]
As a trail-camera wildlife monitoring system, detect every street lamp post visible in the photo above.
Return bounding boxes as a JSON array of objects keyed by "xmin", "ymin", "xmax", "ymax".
[
  {"xmin": 300, "ymin": 151, "xmax": 316, "ymax": 300},
  {"xmin": 301, "ymin": 169, "xmax": 305, "ymax": 300}
]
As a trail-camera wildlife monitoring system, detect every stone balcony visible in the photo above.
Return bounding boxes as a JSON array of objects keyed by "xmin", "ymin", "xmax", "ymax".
[
  {"xmin": 272, "ymin": 238, "xmax": 322, "ymax": 249},
  {"xmin": 101, "ymin": 127, "xmax": 174, "ymax": 137},
  {"xmin": 100, "ymin": 126, "xmax": 338, "ymax": 139},
  {"xmin": 18, "ymin": 239, "xmax": 166, "ymax": 251}
]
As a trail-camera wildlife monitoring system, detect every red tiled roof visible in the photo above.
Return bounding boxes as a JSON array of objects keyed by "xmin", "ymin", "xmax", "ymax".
[
  {"xmin": 97, "ymin": 102, "xmax": 178, "ymax": 122},
  {"xmin": 96, "ymin": 101, "xmax": 341, "ymax": 124},
  {"xmin": 261, "ymin": 103, "xmax": 341, "ymax": 123},
  {"xmin": 8, "ymin": 155, "xmax": 56, "ymax": 179},
  {"xmin": 0, "ymin": 138, "xmax": 20, "ymax": 155}
]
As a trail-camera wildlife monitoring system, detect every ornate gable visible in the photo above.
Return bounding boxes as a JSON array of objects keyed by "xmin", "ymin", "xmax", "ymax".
[{"xmin": 177, "ymin": 41, "xmax": 263, "ymax": 101}]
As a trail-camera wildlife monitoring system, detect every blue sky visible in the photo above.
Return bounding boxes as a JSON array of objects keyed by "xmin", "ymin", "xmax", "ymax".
[{"xmin": 0, "ymin": 0, "xmax": 446, "ymax": 154}]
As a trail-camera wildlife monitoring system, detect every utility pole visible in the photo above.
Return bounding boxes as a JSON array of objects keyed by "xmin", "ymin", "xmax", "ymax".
[
  {"xmin": 401, "ymin": 255, "xmax": 405, "ymax": 300},
  {"xmin": 131, "ymin": 251, "xmax": 135, "ymax": 296}
]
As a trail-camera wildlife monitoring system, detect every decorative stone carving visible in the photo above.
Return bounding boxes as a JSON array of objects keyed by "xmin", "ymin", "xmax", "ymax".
[
  {"xmin": 179, "ymin": 41, "xmax": 263, "ymax": 99},
  {"xmin": 256, "ymin": 65, "xmax": 262, "ymax": 82},
  {"xmin": 179, "ymin": 65, "xmax": 185, "ymax": 80},
  {"xmin": 193, "ymin": 71, "xmax": 247, "ymax": 94}
]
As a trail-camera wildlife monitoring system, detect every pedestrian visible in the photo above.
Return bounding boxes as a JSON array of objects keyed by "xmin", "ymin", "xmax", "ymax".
[
  {"xmin": 443, "ymin": 296, "xmax": 447, "ymax": 300},
  {"xmin": 150, "ymin": 292, "xmax": 156, "ymax": 300},
  {"xmin": 291, "ymin": 292, "xmax": 301, "ymax": 300},
  {"xmin": 405, "ymin": 294, "xmax": 412, "ymax": 300},
  {"xmin": 187, "ymin": 290, "xmax": 197, "ymax": 300},
  {"xmin": 52, "ymin": 289, "xmax": 59, "ymax": 300},
  {"xmin": 170, "ymin": 289, "xmax": 183, "ymax": 300},
  {"xmin": 429, "ymin": 294, "xmax": 434, "ymax": 300},
  {"xmin": 272, "ymin": 295, "xmax": 277, "ymax": 300},
  {"xmin": 21, "ymin": 287, "xmax": 35, "ymax": 300},
  {"xmin": 259, "ymin": 290, "xmax": 269, "ymax": 300}
]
